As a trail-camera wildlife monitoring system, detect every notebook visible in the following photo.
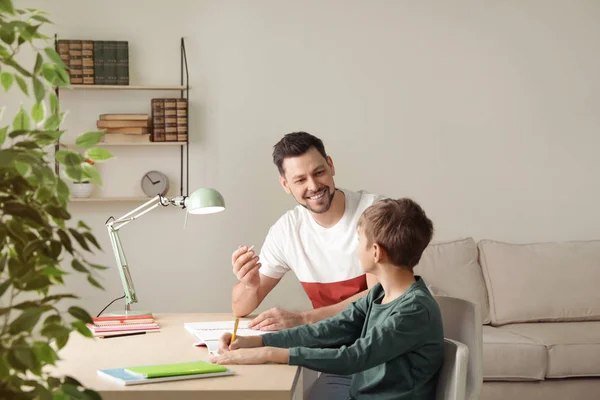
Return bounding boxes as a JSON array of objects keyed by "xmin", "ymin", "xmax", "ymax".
[
  {"xmin": 98, "ymin": 366, "xmax": 234, "ymax": 386},
  {"xmin": 184, "ymin": 320, "xmax": 267, "ymax": 355},
  {"xmin": 126, "ymin": 360, "xmax": 227, "ymax": 378}
]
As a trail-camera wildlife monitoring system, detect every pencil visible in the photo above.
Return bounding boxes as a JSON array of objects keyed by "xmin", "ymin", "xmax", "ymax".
[{"xmin": 231, "ymin": 318, "xmax": 240, "ymax": 343}]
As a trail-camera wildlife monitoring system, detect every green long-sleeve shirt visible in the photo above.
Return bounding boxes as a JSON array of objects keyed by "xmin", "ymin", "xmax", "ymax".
[{"xmin": 262, "ymin": 276, "xmax": 444, "ymax": 400}]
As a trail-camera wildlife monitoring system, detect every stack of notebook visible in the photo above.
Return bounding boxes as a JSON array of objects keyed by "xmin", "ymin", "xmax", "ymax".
[
  {"xmin": 98, "ymin": 360, "xmax": 234, "ymax": 385},
  {"xmin": 88, "ymin": 314, "xmax": 160, "ymax": 338}
]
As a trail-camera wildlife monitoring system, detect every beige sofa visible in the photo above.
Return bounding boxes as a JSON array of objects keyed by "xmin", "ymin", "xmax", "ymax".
[{"xmin": 415, "ymin": 238, "xmax": 600, "ymax": 400}]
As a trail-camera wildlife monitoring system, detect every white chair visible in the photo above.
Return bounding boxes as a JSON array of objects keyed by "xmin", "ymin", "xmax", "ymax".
[
  {"xmin": 436, "ymin": 338, "xmax": 469, "ymax": 400},
  {"xmin": 435, "ymin": 295, "xmax": 483, "ymax": 400}
]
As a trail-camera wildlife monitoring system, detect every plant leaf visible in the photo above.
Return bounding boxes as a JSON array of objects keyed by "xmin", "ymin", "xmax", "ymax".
[
  {"xmin": 77, "ymin": 220, "xmax": 91, "ymax": 230},
  {"xmin": 31, "ymin": 14, "xmax": 52, "ymax": 23},
  {"xmin": 9, "ymin": 307, "xmax": 45, "ymax": 334},
  {"xmin": 68, "ymin": 306, "xmax": 93, "ymax": 324},
  {"xmin": 81, "ymin": 163, "xmax": 101, "ymax": 185},
  {"xmin": 64, "ymin": 166, "xmax": 85, "ymax": 182},
  {"xmin": 32, "ymin": 102, "xmax": 45, "ymax": 123},
  {"xmin": 87, "ymin": 262, "xmax": 109, "ymax": 271},
  {"xmin": 0, "ymin": 280, "xmax": 10, "ymax": 297},
  {"xmin": 44, "ymin": 47, "xmax": 67, "ymax": 70},
  {"xmin": 55, "ymin": 149, "xmax": 84, "ymax": 166},
  {"xmin": 12, "ymin": 106, "xmax": 30, "ymax": 131},
  {"xmin": 57, "ymin": 229, "xmax": 73, "ymax": 253},
  {"xmin": 15, "ymin": 74, "xmax": 28, "ymax": 95},
  {"xmin": 45, "ymin": 204, "xmax": 70, "ymax": 220},
  {"xmin": 85, "ymin": 147, "xmax": 112, "ymax": 162},
  {"xmin": 0, "ymin": 126, "xmax": 7, "ymax": 145},
  {"xmin": 68, "ymin": 228, "xmax": 90, "ymax": 251},
  {"xmin": 75, "ymin": 131, "xmax": 104, "ymax": 149},
  {"xmin": 41, "ymin": 323, "xmax": 70, "ymax": 349},
  {"xmin": 33, "ymin": 77, "xmax": 45, "ymax": 103},
  {"xmin": 72, "ymin": 320, "xmax": 93, "ymax": 338},
  {"xmin": 1, "ymin": 71, "xmax": 13, "ymax": 91},
  {"xmin": 49, "ymin": 90, "xmax": 58, "ymax": 113},
  {"xmin": 0, "ymin": 0, "xmax": 15, "ymax": 14},
  {"xmin": 71, "ymin": 259, "xmax": 88, "ymax": 273},
  {"xmin": 82, "ymin": 232, "xmax": 101, "ymax": 250},
  {"xmin": 14, "ymin": 160, "xmax": 30, "ymax": 177},
  {"xmin": 3, "ymin": 200, "xmax": 47, "ymax": 226},
  {"xmin": 34, "ymin": 53, "xmax": 44, "ymax": 73},
  {"xmin": 87, "ymin": 275, "xmax": 103, "ymax": 290},
  {"xmin": 32, "ymin": 341, "xmax": 59, "ymax": 365}
]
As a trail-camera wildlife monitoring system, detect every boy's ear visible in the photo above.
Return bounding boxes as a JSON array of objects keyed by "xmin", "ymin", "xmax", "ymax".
[
  {"xmin": 373, "ymin": 243, "xmax": 385, "ymax": 264},
  {"xmin": 279, "ymin": 175, "xmax": 292, "ymax": 195}
]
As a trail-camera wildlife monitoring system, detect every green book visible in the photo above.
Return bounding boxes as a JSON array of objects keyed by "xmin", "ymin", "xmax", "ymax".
[{"xmin": 125, "ymin": 361, "xmax": 227, "ymax": 378}]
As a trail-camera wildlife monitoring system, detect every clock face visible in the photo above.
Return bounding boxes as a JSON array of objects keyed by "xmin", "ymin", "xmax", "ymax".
[{"xmin": 141, "ymin": 171, "xmax": 169, "ymax": 197}]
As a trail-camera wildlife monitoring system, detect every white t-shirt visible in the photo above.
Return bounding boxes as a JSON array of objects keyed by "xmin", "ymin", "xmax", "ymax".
[{"xmin": 258, "ymin": 188, "xmax": 385, "ymax": 309}]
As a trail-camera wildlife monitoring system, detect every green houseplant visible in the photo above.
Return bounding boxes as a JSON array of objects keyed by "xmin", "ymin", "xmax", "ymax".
[{"xmin": 1, "ymin": 1, "xmax": 112, "ymax": 398}]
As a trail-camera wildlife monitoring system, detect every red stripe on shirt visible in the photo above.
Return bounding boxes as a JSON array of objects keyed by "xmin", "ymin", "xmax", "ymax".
[{"xmin": 301, "ymin": 275, "xmax": 368, "ymax": 309}]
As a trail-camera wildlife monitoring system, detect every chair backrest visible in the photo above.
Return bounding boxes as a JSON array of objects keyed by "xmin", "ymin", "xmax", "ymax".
[
  {"xmin": 436, "ymin": 338, "xmax": 469, "ymax": 400},
  {"xmin": 434, "ymin": 295, "xmax": 483, "ymax": 400}
]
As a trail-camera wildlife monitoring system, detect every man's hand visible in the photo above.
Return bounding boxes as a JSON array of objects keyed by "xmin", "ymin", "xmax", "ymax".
[
  {"xmin": 209, "ymin": 347, "xmax": 289, "ymax": 365},
  {"xmin": 248, "ymin": 307, "xmax": 306, "ymax": 331},
  {"xmin": 232, "ymin": 245, "xmax": 261, "ymax": 289},
  {"xmin": 217, "ymin": 333, "xmax": 264, "ymax": 354}
]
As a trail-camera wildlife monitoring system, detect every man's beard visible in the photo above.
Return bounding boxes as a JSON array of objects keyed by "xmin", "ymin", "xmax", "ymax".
[{"xmin": 297, "ymin": 187, "xmax": 336, "ymax": 214}]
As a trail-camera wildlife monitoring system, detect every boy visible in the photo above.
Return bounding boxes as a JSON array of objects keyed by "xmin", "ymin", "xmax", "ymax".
[{"xmin": 211, "ymin": 198, "xmax": 444, "ymax": 400}]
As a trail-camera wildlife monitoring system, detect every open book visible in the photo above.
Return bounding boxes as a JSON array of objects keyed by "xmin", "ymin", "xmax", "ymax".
[{"xmin": 184, "ymin": 320, "xmax": 267, "ymax": 355}]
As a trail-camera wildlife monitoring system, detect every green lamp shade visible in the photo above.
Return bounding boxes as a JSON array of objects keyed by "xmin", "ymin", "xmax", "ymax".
[{"xmin": 185, "ymin": 188, "xmax": 225, "ymax": 214}]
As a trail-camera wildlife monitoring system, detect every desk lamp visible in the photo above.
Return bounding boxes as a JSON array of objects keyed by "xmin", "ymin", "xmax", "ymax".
[{"xmin": 105, "ymin": 188, "xmax": 225, "ymax": 316}]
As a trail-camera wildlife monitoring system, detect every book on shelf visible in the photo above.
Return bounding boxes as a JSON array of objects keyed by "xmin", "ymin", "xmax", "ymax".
[
  {"xmin": 97, "ymin": 119, "xmax": 149, "ymax": 129},
  {"xmin": 82, "ymin": 40, "xmax": 95, "ymax": 84},
  {"xmin": 105, "ymin": 127, "xmax": 149, "ymax": 134},
  {"xmin": 100, "ymin": 113, "xmax": 149, "ymax": 121},
  {"xmin": 68, "ymin": 40, "xmax": 83, "ymax": 85},
  {"xmin": 164, "ymin": 98, "xmax": 178, "ymax": 141},
  {"xmin": 176, "ymin": 98, "xmax": 188, "ymax": 142},
  {"xmin": 57, "ymin": 39, "xmax": 129, "ymax": 85},
  {"xmin": 151, "ymin": 98, "xmax": 166, "ymax": 142},
  {"xmin": 100, "ymin": 134, "xmax": 151, "ymax": 143}
]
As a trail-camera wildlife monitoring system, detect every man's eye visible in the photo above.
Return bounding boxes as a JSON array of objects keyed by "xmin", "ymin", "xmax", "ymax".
[
  {"xmin": 315, "ymin": 171, "xmax": 324, "ymax": 176},
  {"xmin": 296, "ymin": 179, "xmax": 305, "ymax": 184}
]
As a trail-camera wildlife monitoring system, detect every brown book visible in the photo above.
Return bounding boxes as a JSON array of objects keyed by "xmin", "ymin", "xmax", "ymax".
[
  {"xmin": 176, "ymin": 99, "xmax": 188, "ymax": 142},
  {"xmin": 151, "ymin": 98, "xmax": 165, "ymax": 142},
  {"xmin": 105, "ymin": 127, "xmax": 149, "ymax": 134},
  {"xmin": 57, "ymin": 40, "xmax": 70, "ymax": 82},
  {"xmin": 164, "ymin": 98, "xmax": 178, "ymax": 142},
  {"xmin": 100, "ymin": 113, "xmax": 149, "ymax": 121},
  {"xmin": 82, "ymin": 40, "xmax": 94, "ymax": 85},
  {"xmin": 97, "ymin": 119, "xmax": 149, "ymax": 129},
  {"xmin": 68, "ymin": 40, "xmax": 83, "ymax": 84},
  {"xmin": 100, "ymin": 134, "xmax": 151, "ymax": 143}
]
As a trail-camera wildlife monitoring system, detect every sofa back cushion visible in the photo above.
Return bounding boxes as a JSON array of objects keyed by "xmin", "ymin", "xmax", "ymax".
[
  {"xmin": 415, "ymin": 238, "xmax": 491, "ymax": 324},
  {"xmin": 479, "ymin": 240, "xmax": 600, "ymax": 326}
]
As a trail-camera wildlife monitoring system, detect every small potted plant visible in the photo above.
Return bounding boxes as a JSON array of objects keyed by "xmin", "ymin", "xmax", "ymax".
[{"xmin": 71, "ymin": 158, "xmax": 96, "ymax": 198}]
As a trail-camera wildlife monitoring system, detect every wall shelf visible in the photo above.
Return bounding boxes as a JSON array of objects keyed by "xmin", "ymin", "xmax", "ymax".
[
  {"xmin": 65, "ymin": 84, "xmax": 186, "ymax": 91},
  {"xmin": 63, "ymin": 142, "xmax": 185, "ymax": 147},
  {"xmin": 70, "ymin": 197, "xmax": 151, "ymax": 202}
]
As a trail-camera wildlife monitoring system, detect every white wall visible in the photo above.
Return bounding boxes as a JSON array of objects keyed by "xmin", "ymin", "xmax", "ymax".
[{"xmin": 7, "ymin": 0, "xmax": 600, "ymax": 315}]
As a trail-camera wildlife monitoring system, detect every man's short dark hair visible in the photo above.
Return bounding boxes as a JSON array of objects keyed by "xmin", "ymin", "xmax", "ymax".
[
  {"xmin": 357, "ymin": 198, "xmax": 434, "ymax": 270},
  {"xmin": 272, "ymin": 132, "xmax": 328, "ymax": 176}
]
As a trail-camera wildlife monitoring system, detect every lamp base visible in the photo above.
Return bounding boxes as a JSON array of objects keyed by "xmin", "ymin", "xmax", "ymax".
[{"xmin": 104, "ymin": 309, "xmax": 153, "ymax": 317}]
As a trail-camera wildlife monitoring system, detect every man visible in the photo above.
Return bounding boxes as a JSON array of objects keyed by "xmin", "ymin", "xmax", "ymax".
[{"xmin": 230, "ymin": 131, "xmax": 385, "ymax": 397}]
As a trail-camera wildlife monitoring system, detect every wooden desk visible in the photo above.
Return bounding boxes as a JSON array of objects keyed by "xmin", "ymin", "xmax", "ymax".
[{"xmin": 52, "ymin": 314, "xmax": 302, "ymax": 400}]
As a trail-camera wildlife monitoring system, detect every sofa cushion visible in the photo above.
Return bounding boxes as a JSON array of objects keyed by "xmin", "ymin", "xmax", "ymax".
[
  {"xmin": 478, "ymin": 240, "xmax": 600, "ymax": 325},
  {"xmin": 500, "ymin": 322, "xmax": 600, "ymax": 378},
  {"xmin": 415, "ymin": 238, "xmax": 491, "ymax": 324},
  {"xmin": 482, "ymin": 325, "xmax": 546, "ymax": 381}
]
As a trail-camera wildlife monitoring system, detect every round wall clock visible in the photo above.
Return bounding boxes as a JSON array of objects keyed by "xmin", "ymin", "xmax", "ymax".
[{"xmin": 141, "ymin": 171, "xmax": 169, "ymax": 197}]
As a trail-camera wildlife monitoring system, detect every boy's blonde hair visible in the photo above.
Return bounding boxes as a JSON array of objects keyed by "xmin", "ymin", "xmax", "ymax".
[{"xmin": 357, "ymin": 198, "xmax": 434, "ymax": 270}]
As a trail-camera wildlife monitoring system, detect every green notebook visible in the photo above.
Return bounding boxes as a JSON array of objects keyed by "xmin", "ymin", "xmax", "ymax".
[{"xmin": 125, "ymin": 361, "xmax": 227, "ymax": 378}]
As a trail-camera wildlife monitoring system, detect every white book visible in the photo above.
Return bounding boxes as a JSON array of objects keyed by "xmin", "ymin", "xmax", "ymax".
[{"xmin": 184, "ymin": 320, "xmax": 267, "ymax": 355}]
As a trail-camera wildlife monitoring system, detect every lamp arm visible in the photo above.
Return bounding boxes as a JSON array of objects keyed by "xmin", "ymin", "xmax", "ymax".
[{"xmin": 104, "ymin": 195, "xmax": 187, "ymax": 311}]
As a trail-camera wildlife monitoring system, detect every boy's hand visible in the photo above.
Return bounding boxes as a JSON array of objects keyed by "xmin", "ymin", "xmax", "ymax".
[
  {"xmin": 218, "ymin": 333, "xmax": 264, "ymax": 354},
  {"xmin": 209, "ymin": 347, "xmax": 289, "ymax": 365},
  {"xmin": 249, "ymin": 307, "xmax": 306, "ymax": 331}
]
